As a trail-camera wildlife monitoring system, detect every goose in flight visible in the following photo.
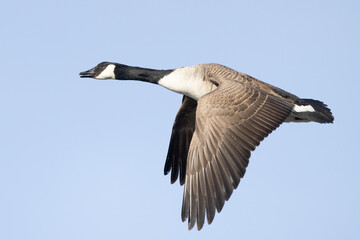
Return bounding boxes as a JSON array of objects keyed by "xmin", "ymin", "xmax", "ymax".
[{"xmin": 80, "ymin": 62, "xmax": 334, "ymax": 230}]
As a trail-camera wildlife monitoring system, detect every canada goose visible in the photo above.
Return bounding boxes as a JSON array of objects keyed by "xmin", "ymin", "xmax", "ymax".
[{"xmin": 80, "ymin": 62, "xmax": 334, "ymax": 230}]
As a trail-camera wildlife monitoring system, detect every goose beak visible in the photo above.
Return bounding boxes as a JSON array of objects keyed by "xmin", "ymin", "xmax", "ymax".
[{"xmin": 79, "ymin": 68, "xmax": 96, "ymax": 78}]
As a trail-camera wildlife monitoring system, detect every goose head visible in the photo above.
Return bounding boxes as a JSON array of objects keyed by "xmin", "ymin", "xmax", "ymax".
[
  {"xmin": 80, "ymin": 62, "xmax": 116, "ymax": 79},
  {"xmin": 80, "ymin": 62, "xmax": 174, "ymax": 83}
]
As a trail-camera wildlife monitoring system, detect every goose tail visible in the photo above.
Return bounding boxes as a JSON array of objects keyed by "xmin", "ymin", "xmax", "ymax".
[{"xmin": 286, "ymin": 99, "xmax": 334, "ymax": 123}]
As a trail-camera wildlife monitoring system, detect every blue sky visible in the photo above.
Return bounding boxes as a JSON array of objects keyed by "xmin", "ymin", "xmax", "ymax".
[{"xmin": 1, "ymin": 0, "xmax": 359, "ymax": 239}]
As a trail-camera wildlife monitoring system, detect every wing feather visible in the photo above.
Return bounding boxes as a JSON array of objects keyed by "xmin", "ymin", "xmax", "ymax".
[
  {"xmin": 164, "ymin": 96, "xmax": 197, "ymax": 185},
  {"xmin": 182, "ymin": 78, "xmax": 293, "ymax": 230}
]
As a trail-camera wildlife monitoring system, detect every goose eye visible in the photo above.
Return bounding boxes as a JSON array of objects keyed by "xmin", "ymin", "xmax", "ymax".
[{"xmin": 97, "ymin": 63, "xmax": 106, "ymax": 70}]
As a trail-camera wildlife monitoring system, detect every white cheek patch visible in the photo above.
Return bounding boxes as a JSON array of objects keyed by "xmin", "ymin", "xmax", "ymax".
[
  {"xmin": 95, "ymin": 64, "xmax": 116, "ymax": 79},
  {"xmin": 293, "ymin": 104, "xmax": 315, "ymax": 112}
]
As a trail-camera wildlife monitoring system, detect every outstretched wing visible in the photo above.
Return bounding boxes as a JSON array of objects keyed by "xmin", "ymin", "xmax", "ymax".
[
  {"xmin": 181, "ymin": 78, "xmax": 293, "ymax": 230},
  {"xmin": 164, "ymin": 96, "xmax": 197, "ymax": 185}
]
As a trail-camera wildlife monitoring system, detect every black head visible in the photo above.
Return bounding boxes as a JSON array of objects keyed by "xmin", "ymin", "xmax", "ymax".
[
  {"xmin": 80, "ymin": 62, "xmax": 173, "ymax": 83},
  {"xmin": 79, "ymin": 62, "xmax": 116, "ymax": 79}
]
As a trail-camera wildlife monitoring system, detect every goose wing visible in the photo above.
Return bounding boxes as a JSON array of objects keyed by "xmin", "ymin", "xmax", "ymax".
[
  {"xmin": 164, "ymin": 96, "xmax": 197, "ymax": 185},
  {"xmin": 181, "ymin": 75, "xmax": 293, "ymax": 230}
]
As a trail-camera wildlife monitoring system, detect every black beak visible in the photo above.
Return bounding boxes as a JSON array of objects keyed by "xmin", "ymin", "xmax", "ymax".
[{"xmin": 79, "ymin": 68, "xmax": 96, "ymax": 78}]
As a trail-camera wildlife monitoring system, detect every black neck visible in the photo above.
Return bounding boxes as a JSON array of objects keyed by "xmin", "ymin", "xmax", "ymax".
[{"xmin": 114, "ymin": 64, "xmax": 173, "ymax": 84}]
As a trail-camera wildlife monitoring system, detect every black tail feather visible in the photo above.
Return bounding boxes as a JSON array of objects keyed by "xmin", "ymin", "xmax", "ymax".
[
  {"xmin": 286, "ymin": 99, "xmax": 334, "ymax": 123},
  {"xmin": 301, "ymin": 99, "xmax": 334, "ymax": 123}
]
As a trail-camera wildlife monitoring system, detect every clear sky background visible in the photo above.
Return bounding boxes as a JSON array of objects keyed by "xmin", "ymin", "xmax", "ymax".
[{"xmin": 1, "ymin": 0, "xmax": 359, "ymax": 239}]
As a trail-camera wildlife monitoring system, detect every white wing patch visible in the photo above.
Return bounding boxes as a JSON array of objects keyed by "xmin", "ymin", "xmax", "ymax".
[
  {"xmin": 293, "ymin": 104, "xmax": 315, "ymax": 112},
  {"xmin": 95, "ymin": 64, "xmax": 116, "ymax": 79}
]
